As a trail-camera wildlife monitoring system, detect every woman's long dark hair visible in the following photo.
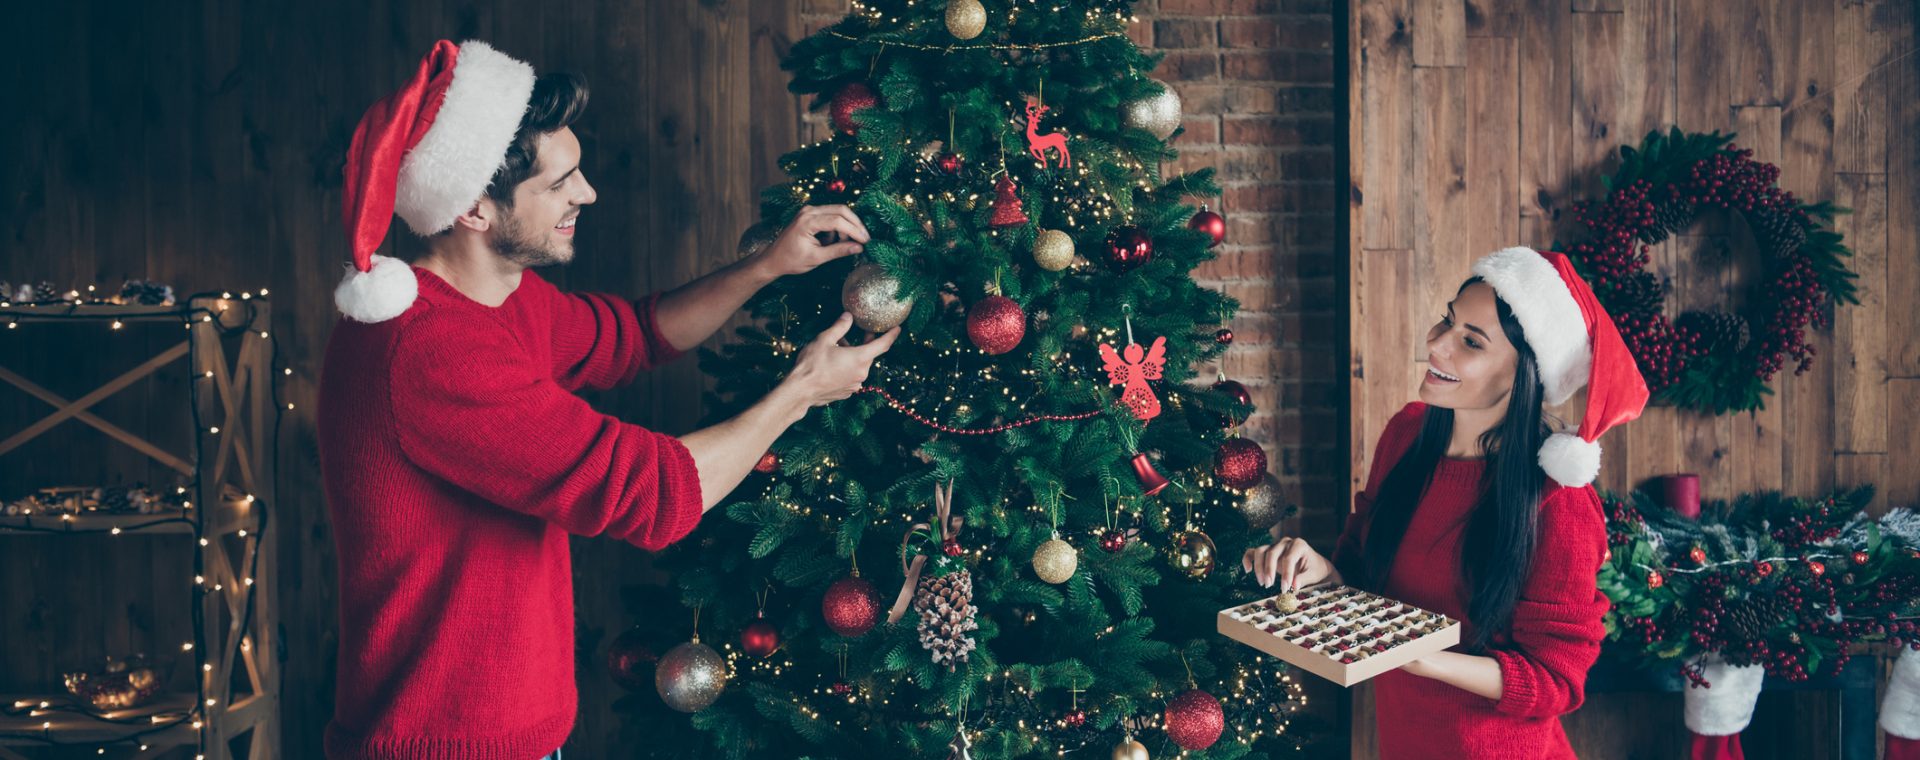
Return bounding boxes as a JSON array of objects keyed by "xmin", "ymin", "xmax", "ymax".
[{"xmin": 1358, "ymin": 277, "xmax": 1552, "ymax": 652}]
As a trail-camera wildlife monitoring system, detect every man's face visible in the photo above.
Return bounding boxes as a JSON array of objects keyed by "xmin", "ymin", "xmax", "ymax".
[{"xmin": 491, "ymin": 127, "xmax": 596, "ymax": 267}]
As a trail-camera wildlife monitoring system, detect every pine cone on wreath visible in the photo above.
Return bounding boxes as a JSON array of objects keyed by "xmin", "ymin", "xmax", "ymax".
[
  {"xmin": 1752, "ymin": 210, "xmax": 1807, "ymax": 255},
  {"xmin": 914, "ymin": 569, "xmax": 978, "ymax": 666},
  {"xmin": 1723, "ymin": 594, "xmax": 1789, "ymax": 643},
  {"xmin": 1676, "ymin": 311, "xmax": 1751, "ymax": 353},
  {"xmin": 1640, "ymin": 195, "xmax": 1697, "ymax": 244},
  {"xmin": 1613, "ymin": 271, "xmax": 1667, "ymax": 316}
]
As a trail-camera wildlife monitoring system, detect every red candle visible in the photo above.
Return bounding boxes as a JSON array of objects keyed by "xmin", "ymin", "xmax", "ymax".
[{"xmin": 1663, "ymin": 473, "xmax": 1701, "ymax": 520}]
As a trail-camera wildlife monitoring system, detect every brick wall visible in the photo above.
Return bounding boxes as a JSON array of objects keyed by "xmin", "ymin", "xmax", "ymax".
[{"xmin": 799, "ymin": 1, "xmax": 1345, "ymax": 542}]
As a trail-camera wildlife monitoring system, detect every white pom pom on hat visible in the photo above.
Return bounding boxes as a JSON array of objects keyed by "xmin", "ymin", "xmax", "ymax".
[
  {"xmin": 335, "ymin": 40, "xmax": 536, "ymax": 323},
  {"xmin": 1469, "ymin": 247, "xmax": 1650, "ymax": 487}
]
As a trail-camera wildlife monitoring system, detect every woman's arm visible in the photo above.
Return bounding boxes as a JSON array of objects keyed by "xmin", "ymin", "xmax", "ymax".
[{"xmin": 1404, "ymin": 651, "xmax": 1503, "ymax": 701}]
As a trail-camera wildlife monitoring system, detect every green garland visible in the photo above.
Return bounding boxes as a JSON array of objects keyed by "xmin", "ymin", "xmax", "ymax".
[{"xmin": 1599, "ymin": 486, "xmax": 1920, "ymax": 683}]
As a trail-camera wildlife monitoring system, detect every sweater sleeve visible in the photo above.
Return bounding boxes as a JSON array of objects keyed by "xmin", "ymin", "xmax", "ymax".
[
  {"xmin": 545, "ymin": 278, "xmax": 687, "ymax": 392},
  {"xmin": 388, "ymin": 310, "xmax": 704, "ymax": 551},
  {"xmin": 1492, "ymin": 485, "xmax": 1610, "ymax": 718},
  {"xmin": 1331, "ymin": 402, "xmax": 1428, "ymax": 581}
]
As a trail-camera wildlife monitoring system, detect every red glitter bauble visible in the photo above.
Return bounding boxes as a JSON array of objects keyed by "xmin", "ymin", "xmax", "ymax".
[
  {"xmin": 1103, "ymin": 226, "xmax": 1154, "ymax": 272},
  {"xmin": 1163, "ymin": 689, "xmax": 1225, "ymax": 750},
  {"xmin": 1212, "ymin": 379, "xmax": 1252, "ymax": 427},
  {"xmin": 1187, "ymin": 206, "xmax": 1226, "ymax": 248},
  {"xmin": 1099, "ymin": 529, "xmax": 1128, "ymax": 553},
  {"xmin": 606, "ymin": 627, "xmax": 658, "ymax": 692},
  {"xmin": 754, "ymin": 451, "xmax": 779, "ymax": 474},
  {"xmin": 830, "ymin": 83, "xmax": 878, "ymax": 135},
  {"xmin": 967, "ymin": 295, "xmax": 1027, "ymax": 355},
  {"xmin": 1214, "ymin": 327, "xmax": 1234, "ymax": 345},
  {"xmin": 821, "ymin": 574, "xmax": 880, "ymax": 637},
  {"xmin": 740, "ymin": 617, "xmax": 780, "ymax": 658},
  {"xmin": 1214, "ymin": 438, "xmax": 1268, "ymax": 489},
  {"xmin": 936, "ymin": 152, "xmax": 964, "ymax": 175}
]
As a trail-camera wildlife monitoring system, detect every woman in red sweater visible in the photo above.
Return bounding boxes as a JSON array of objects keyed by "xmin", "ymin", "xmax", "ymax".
[{"xmin": 1243, "ymin": 247, "xmax": 1648, "ymax": 759}]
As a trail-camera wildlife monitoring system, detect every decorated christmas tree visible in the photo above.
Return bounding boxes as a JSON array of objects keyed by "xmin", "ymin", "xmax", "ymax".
[{"xmin": 615, "ymin": 2, "xmax": 1325, "ymax": 756}]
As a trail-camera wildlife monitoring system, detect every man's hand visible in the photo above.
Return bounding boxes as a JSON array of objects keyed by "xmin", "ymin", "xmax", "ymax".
[
  {"xmin": 755, "ymin": 205, "xmax": 871, "ymax": 278},
  {"xmin": 781, "ymin": 312, "xmax": 900, "ymax": 408}
]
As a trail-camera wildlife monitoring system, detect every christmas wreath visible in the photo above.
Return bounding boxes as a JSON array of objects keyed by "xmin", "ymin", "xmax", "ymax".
[
  {"xmin": 1561, "ymin": 128, "xmax": 1860, "ymax": 415},
  {"xmin": 1598, "ymin": 486, "xmax": 1920, "ymax": 683}
]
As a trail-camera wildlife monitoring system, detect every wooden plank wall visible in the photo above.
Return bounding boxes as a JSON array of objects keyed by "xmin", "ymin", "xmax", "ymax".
[
  {"xmin": 0, "ymin": 1, "xmax": 802, "ymax": 756},
  {"xmin": 1348, "ymin": 0, "xmax": 1918, "ymax": 756}
]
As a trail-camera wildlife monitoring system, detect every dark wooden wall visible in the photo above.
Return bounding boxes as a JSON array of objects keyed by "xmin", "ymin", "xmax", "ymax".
[
  {"xmin": 0, "ymin": 1, "xmax": 803, "ymax": 755},
  {"xmin": 1348, "ymin": 0, "xmax": 1919, "ymax": 757}
]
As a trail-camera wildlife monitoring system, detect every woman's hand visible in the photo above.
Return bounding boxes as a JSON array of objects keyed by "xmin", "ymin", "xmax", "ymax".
[{"xmin": 1240, "ymin": 534, "xmax": 1339, "ymax": 590}]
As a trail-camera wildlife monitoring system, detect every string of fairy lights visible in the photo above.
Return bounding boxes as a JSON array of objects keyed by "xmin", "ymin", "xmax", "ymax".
[{"xmin": 0, "ymin": 291, "xmax": 283, "ymax": 756}]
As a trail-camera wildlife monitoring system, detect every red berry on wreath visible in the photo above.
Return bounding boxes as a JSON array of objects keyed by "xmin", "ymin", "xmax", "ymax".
[
  {"xmin": 1647, "ymin": 570, "xmax": 1665, "ymax": 589},
  {"xmin": 1808, "ymin": 560, "xmax": 1825, "ymax": 577},
  {"xmin": 1756, "ymin": 560, "xmax": 1773, "ymax": 577},
  {"xmin": 1214, "ymin": 438, "xmax": 1267, "ymax": 489},
  {"xmin": 1689, "ymin": 546, "xmax": 1706, "ymax": 564},
  {"xmin": 830, "ymin": 83, "xmax": 878, "ymax": 135}
]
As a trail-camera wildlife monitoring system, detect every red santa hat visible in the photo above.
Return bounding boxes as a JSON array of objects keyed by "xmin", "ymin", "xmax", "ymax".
[
  {"xmin": 1469, "ymin": 246, "xmax": 1650, "ymax": 487},
  {"xmin": 336, "ymin": 39, "xmax": 536, "ymax": 323}
]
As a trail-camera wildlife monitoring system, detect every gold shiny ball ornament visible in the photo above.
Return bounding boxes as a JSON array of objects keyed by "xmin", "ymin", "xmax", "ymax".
[
  {"xmin": 1238, "ymin": 474, "xmax": 1284, "ymax": 532},
  {"xmin": 654, "ymin": 639, "xmax": 727, "ymax": 713},
  {"xmin": 1112, "ymin": 737, "xmax": 1150, "ymax": 760},
  {"xmin": 1122, "ymin": 81, "xmax": 1183, "ymax": 140},
  {"xmin": 945, "ymin": 0, "xmax": 987, "ymax": 40},
  {"xmin": 1032, "ymin": 229, "xmax": 1075, "ymax": 272},
  {"xmin": 1031, "ymin": 537, "xmax": 1078, "ymax": 584},
  {"xmin": 736, "ymin": 221, "xmax": 780, "ymax": 261},
  {"xmin": 1167, "ymin": 529, "xmax": 1217, "ymax": 580},
  {"xmin": 841, "ymin": 263, "xmax": 915, "ymax": 333}
]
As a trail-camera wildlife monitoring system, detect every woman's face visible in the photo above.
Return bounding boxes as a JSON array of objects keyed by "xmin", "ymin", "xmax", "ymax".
[{"xmin": 1419, "ymin": 282, "xmax": 1520, "ymax": 411}]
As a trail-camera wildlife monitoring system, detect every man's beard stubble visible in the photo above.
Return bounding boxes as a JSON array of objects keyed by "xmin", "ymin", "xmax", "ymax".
[{"xmin": 493, "ymin": 208, "xmax": 572, "ymax": 268}]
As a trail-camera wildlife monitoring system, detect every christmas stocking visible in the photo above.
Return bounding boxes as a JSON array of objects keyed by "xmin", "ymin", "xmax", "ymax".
[
  {"xmin": 1683, "ymin": 656, "xmax": 1765, "ymax": 760},
  {"xmin": 1882, "ymin": 647, "xmax": 1920, "ymax": 760}
]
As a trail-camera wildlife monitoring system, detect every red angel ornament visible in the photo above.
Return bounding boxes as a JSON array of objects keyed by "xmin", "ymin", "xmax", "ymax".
[{"xmin": 1100, "ymin": 336, "xmax": 1167, "ymax": 421}]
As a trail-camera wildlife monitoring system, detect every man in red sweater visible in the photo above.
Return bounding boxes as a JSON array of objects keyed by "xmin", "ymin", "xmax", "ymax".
[{"xmin": 317, "ymin": 40, "xmax": 896, "ymax": 759}]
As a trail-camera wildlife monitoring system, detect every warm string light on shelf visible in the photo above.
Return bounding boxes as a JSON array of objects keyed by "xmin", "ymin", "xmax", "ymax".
[{"xmin": 0, "ymin": 289, "xmax": 285, "ymax": 753}]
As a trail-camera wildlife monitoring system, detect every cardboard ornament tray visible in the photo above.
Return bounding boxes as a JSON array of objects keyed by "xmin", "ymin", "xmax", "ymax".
[{"xmin": 1217, "ymin": 583, "xmax": 1461, "ymax": 687}]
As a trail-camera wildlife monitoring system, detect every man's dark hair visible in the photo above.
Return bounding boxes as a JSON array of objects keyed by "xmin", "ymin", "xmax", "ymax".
[{"xmin": 483, "ymin": 72, "xmax": 589, "ymax": 208}]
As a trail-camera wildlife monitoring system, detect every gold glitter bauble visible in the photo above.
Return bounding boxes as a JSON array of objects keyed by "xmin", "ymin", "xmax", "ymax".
[
  {"xmin": 1032, "ymin": 229, "xmax": 1075, "ymax": 271},
  {"xmin": 654, "ymin": 639, "xmax": 726, "ymax": 713},
  {"xmin": 841, "ymin": 263, "xmax": 915, "ymax": 332},
  {"xmin": 1031, "ymin": 537, "xmax": 1078, "ymax": 584},
  {"xmin": 1238, "ymin": 474, "xmax": 1284, "ymax": 532},
  {"xmin": 736, "ymin": 221, "xmax": 780, "ymax": 260},
  {"xmin": 945, "ymin": 0, "xmax": 987, "ymax": 40},
  {"xmin": 1167, "ymin": 529, "xmax": 1216, "ymax": 580},
  {"xmin": 1122, "ymin": 81, "xmax": 1183, "ymax": 140},
  {"xmin": 1111, "ymin": 737, "xmax": 1150, "ymax": 760}
]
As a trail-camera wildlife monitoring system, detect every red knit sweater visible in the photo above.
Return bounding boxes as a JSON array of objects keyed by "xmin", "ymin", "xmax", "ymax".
[
  {"xmin": 1332, "ymin": 402, "xmax": 1609, "ymax": 760},
  {"xmin": 316, "ymin": 267, "xmax": 705, "ymax": 759}
]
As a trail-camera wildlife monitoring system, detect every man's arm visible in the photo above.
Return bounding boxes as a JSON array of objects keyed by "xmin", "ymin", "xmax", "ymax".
[{"xmin": 653, "ymin": 205, "xmax": 871, "ymax": 352}]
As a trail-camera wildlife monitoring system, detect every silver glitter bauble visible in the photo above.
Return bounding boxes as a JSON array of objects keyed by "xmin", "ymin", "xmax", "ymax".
[
  {"xmin": 1031, "ymin": 537, "xmax": 1078, "ymax": 584},
  {"xmin": 1032, "ymin": 229, "xmax": 1074, "ymax": 272},
  {"xmin": 841, "ymin": 263, "xmax": 915, "ymax": 332},
  {"xmin": 737, "ymin": 221, "xmax": 780, "ymax": 260},
  {"xmin": 654, "ymin": 639, "xmax": 726, "ymax": 713},
  {"xmin": 1238, "ymin": 474, "xmax": 1284, "ymax": 532},
  {"xmin": 1122, "ymin": 81, "xmax": 1183, "ymax": 140}
]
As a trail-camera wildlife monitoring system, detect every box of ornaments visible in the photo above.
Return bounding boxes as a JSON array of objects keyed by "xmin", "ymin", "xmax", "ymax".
[{"xmin": 1216, "ymin": 583, "xmax": 1460, "ymax": 687}]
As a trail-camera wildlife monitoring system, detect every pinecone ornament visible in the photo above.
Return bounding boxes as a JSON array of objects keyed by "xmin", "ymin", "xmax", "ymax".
[
  {"xmin": 1613, "ymin": 271, "xmax": 1666, "ymax": 315},
  {"xmin": 31, "ymin": 281, "xmax": 59, "ymax": 303},
  {"xmin": 1676, "ymin": 310, "xmax": 1751, "ymax": 353},
  {"xmin": 914, "ymin": 568, "xmax": 978, "ymax": 666},
  {"xmin": 1724, "ymin": 594, "xmax": 1789, "ymax": 643},
  {"xmin": 1753, "ymin": 209, "xmax": 1806, "ymax": 255},
  {"xmin": 1640, "ymin": 195, "xmax": 1697, "ymax": 244}
]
